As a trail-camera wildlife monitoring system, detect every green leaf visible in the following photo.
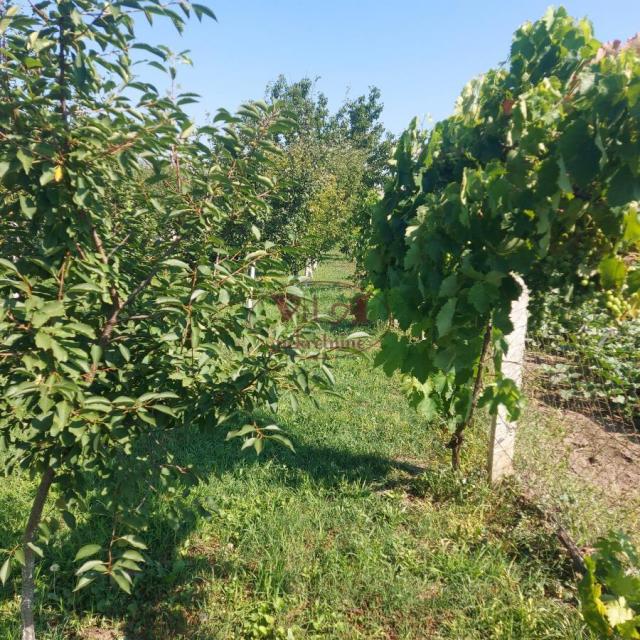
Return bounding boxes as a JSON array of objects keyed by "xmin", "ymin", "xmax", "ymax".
[
  {"xmin": 163, "ymin": 259, "xmax": 190, "ymax": 269},
  {"xmin": 607, "ymin": 167, "xmax": 639, "ymax": 208},
  {"xmin": 0, "ymin": 558, "xmax": 11, "ymax": 585},
  {"xmin": 0, "ymin": 258, "xmax": 19, "ymax": 274},
  {"xmin": 74, "ymin": 544, "xmax": 101, "ymax": 561},
  {"xmin": 241, "ymin": 437, "xmax": 256, "ymax": 450},
  {"xmin": 121, "ymin": 550, "xmax": 145, "ymax": 563},
  {"xmin": 116, "ymin": 559, "xmax": 142, "ymax": 572},
  {"xmin": 623, "ymin": 204, "xmax": 640, "ymax": 245},
  {"xmin": 5, "ymin": 381, "xmax": 38, "ymax": 399},
  {"xmin": 578, "ymin": 557, "xmax": 610, "ymax": 636},
  {"xmin": 557, "ymin": 157, "xmax": 573, "ymax": 194},
  {"xmin": 226, "ymin": 425, "xmax": 256, "ymax": 440},
  {"xmin": 467, "ymin": 282, "xmax": 490, "ymax": 313},
  {"xmin": 39, "ymin": 167, "xmax": 56, "ymax": 185},
  {"xmin": 31, "ymin": 300, "xmax": 65, "ymax": 328},
  {"xmin": 24, "ymin": 57, "xmax": 42, "ymax": 69},
  {"xmin": 179, "ymin": 123, "xmax": 195, "ymax": 139},
  {"xmin": 558, "ymin": 119, "xmax": 601, "ymax": 189},
  {"xmin": 76, "ymin": 559, "xmax": 107, "ymax": 575},
  {"xmin": 267, "ymin": 433, "xmax": 295, "ymax": 453},
  {"xmin": 416, "ymin": 393, "xmax": 438, "ymax": 421},
  {"xmin": 19, "ymin": 195, "xmax": 37, "ymax": 218},
  {"xmin": 131, "ymin": 43, "xmax": 168, "ymax": 59},
  {"xmin": 321, "ymin": 364, "xmax": 335, "ymax": 385},
  {"xmin": 150, "ymin": 404, "xmax": 177, "ymax": 417},
  {"xmin": 147, "ymin": 60, "xmax": 167, "ymax": 73},
  {"xmin": 605, "ymin": 597, "xmax": 635, "ymax": 628},
  {"xmin": 73, "ymin": 576, "xmax": 95, "ymax": 592},
  {"xmin": 16, "ymin": 149, "xmax": 34, "ymax": 174},
  {"xmin": 374, "ymin": 333, "xmax": 407, "ymax": 377},
  {"xmin": 118, "ymin": 535, "xmax": 147, "ymax": 550},
  {"xmin": 436, "ymin": 298, "xmax": 457, "ymax": 337},
  {"xmin": 66, "ymin": 322, "xmax": 96, "ymax": 339},
  {"xmin": 13, "ymin": 549, "xmax": 25, "ymax": 567},
  {"xmin": 598, "ymin": 257, "xmax": 627, "ymax": 290},
  {"xmin": 192, "ymin": 3, "xmax": 217, "ymax": 21},
  {"xmin": 50, "ymin": 338, "xmax": 68, "ymax": 362},
  {"xmin": 35, "ymin": 331, "xmax": 52, "ymax": 351},
  {"xmin": 118, "ymin": 343, "xmax": 131, "ymax": 361},
  {"xmin": 190, "ymin": 288, "xmax": 206, "ymax": 302},
  {"xmin": 62, "ymin": 511, "xmax": 77, "ymax": 530},
  {"xmin": 439, "ymin": 274, "xmax": 458, "ymax": 297},
  {"xmin": 90, "ymin": 344, "xmax": 103, "ymax": 365},
  {"xmin": 69, "ymin": 282, "xmax": 103, "ymax": 293},
  {"xmin": 54, "ymin": 401, "xmax": 71, "ymax": 430},
  {"xmin": 111, "ymin": 570, "xmax": 132, "ymax": 594}
]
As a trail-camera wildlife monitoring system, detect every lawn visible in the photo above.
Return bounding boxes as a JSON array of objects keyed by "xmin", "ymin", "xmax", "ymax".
[{"xmin": 0, "ymin": 257, "xmax": 593, "ymax": 639}]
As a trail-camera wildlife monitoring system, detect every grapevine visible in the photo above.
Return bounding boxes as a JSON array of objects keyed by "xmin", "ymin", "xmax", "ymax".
[{"xmin": 367, "ymin": 8, "xmax": 640, "ymax": 466}]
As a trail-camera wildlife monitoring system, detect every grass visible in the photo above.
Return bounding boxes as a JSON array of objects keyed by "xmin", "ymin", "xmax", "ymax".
[{"xmin": 0, "ymin": 256, "xmax": 594, "ymax": 639}]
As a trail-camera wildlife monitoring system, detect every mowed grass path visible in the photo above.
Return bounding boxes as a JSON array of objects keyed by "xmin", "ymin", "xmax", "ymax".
[{"xmin": 0, "ymin": 258, "xmax": 592, "ymax": 639}]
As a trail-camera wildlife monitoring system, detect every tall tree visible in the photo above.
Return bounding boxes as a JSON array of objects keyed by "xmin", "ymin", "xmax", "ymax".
[
  {"xmin": 266, "ymin": 75, "xmax": 330, "ymax": 140},
  {"xmin": 334, "ymin": 86, "xmax": 395, "ymax": 189},
  {"xmin": 258, "ymin": 77, "xmax": 394, "ymax": 271}
]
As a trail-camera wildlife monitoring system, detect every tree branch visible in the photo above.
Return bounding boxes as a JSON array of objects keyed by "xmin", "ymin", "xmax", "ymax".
[{"xmin": 448, "ymin": 321, "xmax": 493, "ymax": 470}]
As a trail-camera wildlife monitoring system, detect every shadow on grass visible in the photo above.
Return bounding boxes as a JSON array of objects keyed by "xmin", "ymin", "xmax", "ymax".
[
  {"xmin": 116, "ymin": 433, "xmax": 447, "ymax": 638},
  {"xmin": 2, "ymin": 417, "xmax": 575, "ymax": 639},
  {"xmin": 0, "ymin": 423, "xmax": 446, "ymax": 640}
]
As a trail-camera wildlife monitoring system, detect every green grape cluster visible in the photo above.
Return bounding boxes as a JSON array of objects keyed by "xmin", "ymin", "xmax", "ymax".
[{"xmin": 603, "ymin": 289, "xmax": 633, "ymax": 318}]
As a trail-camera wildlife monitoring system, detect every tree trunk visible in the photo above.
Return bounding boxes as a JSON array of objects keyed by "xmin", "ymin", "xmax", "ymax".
[
  {"xmin": 21, "ymin": 467, "xmax": 54, "ymax": 640},
  {"xmin": 448, "ymin": 322, "xmax": 492, "ymax": 470}
]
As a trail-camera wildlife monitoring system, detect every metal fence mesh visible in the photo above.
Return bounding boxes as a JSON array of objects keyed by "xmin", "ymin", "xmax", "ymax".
[{"xmin": 511, "ymin": 325, "xmax": 640, "ymax": 548}]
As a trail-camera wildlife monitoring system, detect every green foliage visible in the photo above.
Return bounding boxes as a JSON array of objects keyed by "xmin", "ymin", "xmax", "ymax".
[
  {"xmin": 0, "ymin": 260, "xmax": 593, "ymax": 638},
  {"xmin": 530, "ymin": 291, "xmax": 639, "ymax": 422},
  {"xmin": 265, "ymin": 132, "xmax": 368, "ymax": 270},
  {"xmin": 578, "ymin": 532, "xmax": 640, "ymax": 638},
  {"xmin": 367, "ymin": 7, "xmax": 640, "ymax": 436},
  {"xmin": 241, "ymin": 598, "xmax": 293, "ymax": 639},
  {"xmin": 0, "ymin": 0, "xmax": 331, "ymax": 624},
  {"xmin": 256, "ymin": 77, "xmax": 393, "ymax": 271},
  {"xmin": 204, "ymin": 100, "xmax": 299, "ymax": 249},
  {"xmin": 266, "ymin": 75, "xmax": 330, "ymax": 139}
]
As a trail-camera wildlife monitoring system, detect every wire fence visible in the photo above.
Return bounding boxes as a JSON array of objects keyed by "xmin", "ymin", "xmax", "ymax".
[{"xmin": 508, "ymin": 312, "xmax": 640, "ymax": 551}]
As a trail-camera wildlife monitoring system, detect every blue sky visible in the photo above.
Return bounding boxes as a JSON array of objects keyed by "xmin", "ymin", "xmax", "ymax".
[{"xmin": 136, "ymin": 1, "xmax": 640, "ymax": 134}]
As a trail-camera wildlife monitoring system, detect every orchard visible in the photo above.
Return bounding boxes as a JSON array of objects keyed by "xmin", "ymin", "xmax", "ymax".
[{"xmin": 1, "ymin": 3, "xmax": 639, "ymax": 638}]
